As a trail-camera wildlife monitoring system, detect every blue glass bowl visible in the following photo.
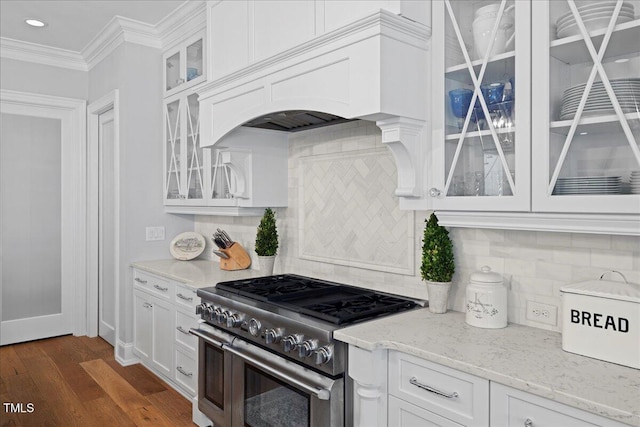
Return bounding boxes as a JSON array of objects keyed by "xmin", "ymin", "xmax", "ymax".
[
  {"xmin": 481, "ymin": 82, "xmax": 505, "ymax": 105},
  {"xmin": 448, "ymin": 88, "xmax": 473, "ymax": 119}
]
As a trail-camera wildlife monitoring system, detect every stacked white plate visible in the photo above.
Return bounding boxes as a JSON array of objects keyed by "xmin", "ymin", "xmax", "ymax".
[
  {"xmin": 556, "ymin": 1, "xmax": 635, "ymax": 39},
  {"xmin": 559, "ymin": 78, "xmax": 640, "ymax": 120},
  {"xmin": 553, "ymin": 176, "xmax": 622, "ymax": 195},
  {"xmin": 630, "ymin": 171, "xmax": 640, "ymax": 194}
]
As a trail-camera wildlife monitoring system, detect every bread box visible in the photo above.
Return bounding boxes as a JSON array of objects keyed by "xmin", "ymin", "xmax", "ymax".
[{"xmin": 560, "ymin": 272, "xmax": 639, "ymax": 369}]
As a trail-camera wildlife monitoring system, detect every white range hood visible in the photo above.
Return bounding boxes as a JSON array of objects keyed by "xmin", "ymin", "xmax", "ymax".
[{"xmin": 198, "ymin": 10, "xmax": 431, "ymax": 198}]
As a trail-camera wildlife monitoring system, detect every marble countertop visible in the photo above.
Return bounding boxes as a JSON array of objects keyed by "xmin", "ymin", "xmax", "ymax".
[
  {"xmin": 130, "ymin": 259, "xmax": 263, "ymax": 288},
  {"xmin": 335, "ymin": 308, "xmax": 640, "ymax": 426}
]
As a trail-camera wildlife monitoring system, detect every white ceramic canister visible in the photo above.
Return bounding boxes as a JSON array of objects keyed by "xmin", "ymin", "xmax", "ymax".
[{"xmin": 465, "ymin": 266, "xmax": 507, "ymax": 328}]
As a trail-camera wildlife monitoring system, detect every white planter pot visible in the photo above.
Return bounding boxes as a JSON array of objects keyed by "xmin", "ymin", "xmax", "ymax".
[
  {"xmin": 425, "ymin": 280, "xmax": 452, "ymax": 314},
  {"xmin": 258, "ymin": 255, "xmax": 276, "ymax": 275}
]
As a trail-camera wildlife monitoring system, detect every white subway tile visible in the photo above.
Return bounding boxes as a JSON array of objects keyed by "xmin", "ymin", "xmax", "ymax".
[
  {"xmin": 590, "ymin": 249, "xmax": 634, "ymax": 270},
  {"xmin": 571, "ymin": 233, "xmax": 611, "ymax": 249}
]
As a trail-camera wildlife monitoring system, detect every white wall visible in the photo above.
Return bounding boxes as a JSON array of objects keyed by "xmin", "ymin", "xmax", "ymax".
[
  {"xmin": 195, "ymin": 121, "xmax": 640, "ymax": 333},
  {"xmin": 89, "ymin": 42, "xmax": 194, "ymax": 345},
  {"xmin": 0, "ymin": 57, "xmax": 88, "ymax": 99}
]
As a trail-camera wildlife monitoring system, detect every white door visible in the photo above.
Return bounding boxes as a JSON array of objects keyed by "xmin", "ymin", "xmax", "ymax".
[
  {"xmin": 98, "ymin": 109, "xmax": 116, "ymax": 346},
  {"xmin": 0, "ymin": 107, "xmax": 81, "ymax": 345}
]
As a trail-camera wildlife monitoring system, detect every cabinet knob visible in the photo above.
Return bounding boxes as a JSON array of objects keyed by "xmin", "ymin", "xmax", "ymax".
[
  {"xmin": 429, "ymin": 188, "xmax": 442, "ymax": 198},
  {"xmin": 524, "ymin": 418, "xmax": 534, "ymax": 427}
]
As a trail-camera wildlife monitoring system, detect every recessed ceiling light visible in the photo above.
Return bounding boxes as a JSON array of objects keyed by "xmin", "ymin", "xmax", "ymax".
[
  {"xmin": 579, "ymin": 132, "xmax": 588, "ymax": 135},
  {"xmin": 614, "ymin": 58, "xmax": 630, "ymax": 63},
  {"xmin": 25, "ymin": 19, "xmax": 46, "ymax": 28}
]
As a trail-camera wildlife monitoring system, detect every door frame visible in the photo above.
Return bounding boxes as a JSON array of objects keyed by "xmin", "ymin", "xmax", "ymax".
[
  {"xmin": 0, "ymin": 89, "xmax": 87, "ymax": 340},
  {"xmin": 87, "ymin": 90, "xmax": 120, "ymax": 342}
]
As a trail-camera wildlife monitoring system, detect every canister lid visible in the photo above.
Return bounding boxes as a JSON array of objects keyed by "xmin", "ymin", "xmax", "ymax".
[
  {"xmin": 560, "ymin": 276, "xmax": 640, "ymax": 303},
  {"xmin": 470, "ymin": 266, "xmax": 503, "ymax": 284}
]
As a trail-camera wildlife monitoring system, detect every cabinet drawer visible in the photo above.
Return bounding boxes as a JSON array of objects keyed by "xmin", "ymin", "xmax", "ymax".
[
  {"xmin": 175, "ymin": 348, "xmax": 197, "ymax": 396},
  {"xmin": 389, "ymin": 395, "xmax": 464, "ymax": 427},
  {"xmin": 174, "ymin": 283, "xmax": 199, "ymax": 310},
  {"xmin": 175, "ymin": 309, "xmax": 198, "ymax": 352},
  {"xmin": 133, "ymin": 270, "xmax": 173, "ymax": 300},
  {"xmin": 490, "ymin": 382, "xmax": 627, "ymax": 427},
  {"xmin": 389, "ymin": 351, "xmax": 489, "ymax": 426}
]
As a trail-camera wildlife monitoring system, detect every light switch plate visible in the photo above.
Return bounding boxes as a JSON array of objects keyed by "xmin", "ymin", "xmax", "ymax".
[{"xmin": 146, "ymin": 226, "xmax": 165, "ymax": 241}]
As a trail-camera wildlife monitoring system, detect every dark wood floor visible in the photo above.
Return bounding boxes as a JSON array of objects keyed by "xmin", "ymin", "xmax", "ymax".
[{"xmin": 0, "ymin": 335, "xmax": 194, "ymax": 426}]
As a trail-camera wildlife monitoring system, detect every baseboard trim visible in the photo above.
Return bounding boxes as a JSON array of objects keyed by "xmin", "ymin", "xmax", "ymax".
[{"xmin": 115, "ymin": 340, "xmax": 139, "ymax": 366}]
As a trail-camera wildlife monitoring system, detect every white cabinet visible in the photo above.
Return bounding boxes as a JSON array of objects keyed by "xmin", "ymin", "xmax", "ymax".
[
  {"xmin": 164, "ymin": 87, "xmax": 205, "ymax": 205},
  {"xmin": 133, "ymin": 289, "xmax": 173, "ymax": 377},
  {"xmin": 531, "ymin": 1, "xmax": 640, "ymax": 214},
  {"xmin": 431, "ymin": 0, "xmax": 531, "ymax": 212},
  {"xmin": 164, "ymin": 32, "xmax": 205, "ymax": 98},
  {"xmin": 490, "ymin": 382, "xmax": 629, "ymax": 427},
  {"xmin": 389, "ymin": 395, "xmax": 464, "ymax": 427},
  {"xmin": 388, "ymin": 351, "xmax": 489, "ymax": 427},
  {"xmin": 132, "ymin": 269, "xmax": 202, "ymax": 399},
  {"xmin": 165, "ymin": 126, "xmax": 289, "ymax": 215}
]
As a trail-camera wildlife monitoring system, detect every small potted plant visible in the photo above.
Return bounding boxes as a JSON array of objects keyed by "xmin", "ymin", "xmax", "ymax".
[
  {"xmin": 420, "ymin": 213, "xmax": 455, "ymax": 313},
  {"xmin": 255, "ymin": 207, "xmax": 278, "ymax": 275}
]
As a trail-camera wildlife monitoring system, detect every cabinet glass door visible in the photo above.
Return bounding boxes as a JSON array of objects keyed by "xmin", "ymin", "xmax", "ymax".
[
  {"xmin": 532, "ymin": 0, "xmax": 640, "ymax": 213},
  {"xmin": 186, "ymin": 39, "xmax": 204, "ymax": 83},
  {"xmin": 185, "ymin": 93, "xmax": 204, "ymax": 201},
  {"xmin": 209, "ymin": 150, "xmax": 236, "ymax": 206},
  {"xmin": 166, "ymin": 51, "xmax": 181, "ymax": 93},
  {"xmin": 432, "ymin": 0, "xmax": 530, "ymax": 211},
  {"xmin": 165, "ymin": 99, "xmax": 182, "ymax": 200}
]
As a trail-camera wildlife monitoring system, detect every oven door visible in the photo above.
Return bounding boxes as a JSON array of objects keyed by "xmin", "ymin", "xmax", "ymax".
[
  {"xmin": 192, "ymin": 323, "xmax": 343, "ymax": 427},
  {"xmin": 227, "ymin": 337, "xmax": 343, "ymax": 427},
  {"xmin": 191, "ymin": 324, "xmax": 233, "ymax": 427}
]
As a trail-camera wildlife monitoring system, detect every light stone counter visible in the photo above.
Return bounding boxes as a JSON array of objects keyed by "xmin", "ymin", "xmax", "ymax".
[
  {"xmin": 334, "ymin": 308, "xmax": 640, "ymax": 426},
  {"xmin": 131, "ymin": 259, "xmax": 263, "ymax": 288}
]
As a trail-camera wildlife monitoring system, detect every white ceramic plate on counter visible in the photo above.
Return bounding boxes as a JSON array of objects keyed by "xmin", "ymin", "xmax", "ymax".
[{"xmin": 170, "ymin": 232, "xmax": 206, "ymax": 260}]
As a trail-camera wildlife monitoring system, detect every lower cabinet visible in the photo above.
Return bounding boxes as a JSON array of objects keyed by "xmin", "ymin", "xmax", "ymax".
[
  {"xmin": 133, "ymin": 290, "xmax": 173, "ymax": 377},
  {"xmin": 490, "ymin": 383, "xmax": 628, "ymax": 427},
  {"xmin": 349, "ymin": 346, "xmax": 629, "ymax": 427},
  {"xmin": 132, "ymin": 269, "xmax": 202, "ymax": 406}
]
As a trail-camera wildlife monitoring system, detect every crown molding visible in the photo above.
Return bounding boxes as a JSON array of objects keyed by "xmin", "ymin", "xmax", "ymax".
[
  {"xmin": 2, "ymin": 1, "xmax": 206, "ymax": 72},
  {"xmin": 0, "ymin": 37, "xmax": 88, "ymax": 71},
  {"xmin": 156, "ymin": 0, "xmax": 207, "ymax": 50},
  {"xmin": 83, "ymin": 16, "xmax": 160, "ymax": 70}
]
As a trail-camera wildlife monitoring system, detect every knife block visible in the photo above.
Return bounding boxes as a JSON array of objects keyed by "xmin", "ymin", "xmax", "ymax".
[{"xmin": 219, "ymin": 242, "xmax": 252, "ymax": 270}]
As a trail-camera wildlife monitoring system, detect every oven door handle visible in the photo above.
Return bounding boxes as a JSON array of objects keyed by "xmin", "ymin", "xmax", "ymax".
[
  {"xmin": 221, "ymin": 343, "xmax": 331, "ymax": 400},
  {"xmin": 189, "ymin": 327, "xmax": 227, "ymax": 348}
]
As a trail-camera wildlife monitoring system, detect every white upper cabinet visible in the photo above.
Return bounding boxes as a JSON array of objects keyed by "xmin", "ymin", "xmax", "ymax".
[
  {"xmin": 206, "ymin": 0, "xmax": 430, "ymax": 80},
  {"xmin": 164, "ymin": 88, "xmax": 205, "ymax": 205},
  {"xmin": 163, "ymin": 32, "xmax": 206, "ymax": 97},
  {"xmin": 430, "ymin": 0, "xmax": 531, "ymax": 212},
  {"xmin": 531, "ymin": 0, "xmax": 640, "ymax": 214}
]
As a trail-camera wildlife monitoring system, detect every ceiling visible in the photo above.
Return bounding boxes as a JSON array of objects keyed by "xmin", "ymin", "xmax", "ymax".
[{"xmin": 0, "ymin": 1, "xmax": 186, "ymax": 52}]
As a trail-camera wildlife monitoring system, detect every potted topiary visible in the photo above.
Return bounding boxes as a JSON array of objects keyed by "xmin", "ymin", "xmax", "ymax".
[
  {"xmin": 420, "ymin": 212, "xmax": 455, "ymax": 313},
  {"xmin": 255, "ymin": 207, "xmax": 278, "ymax": 275}
]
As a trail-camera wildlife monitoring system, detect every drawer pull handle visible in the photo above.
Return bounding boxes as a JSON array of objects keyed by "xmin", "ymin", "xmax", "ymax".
[
  {"xmin": 135, "ymin": 278, "xmax": 148, "ymax": 284},
  {"xmin": 143, "ymin": 302, "xmax": 153, "ymax": 309},
  {"xmin": 177, "ymin": 293, "xmax": 193, "ymax": 302},
  {"xmin": 154, "ymin": 284, "xmax": 168, "ymax": 292},
  {"xmin": 409, "ymin": 377, "xmax": 459, "ymax": 399},
  {"xmin": 177, "ymin": 366, "xmax": 193, "ymax": 377},
  {"xmin": 176, "ymin": 326, "xmax": 190, "ymax": 335},
  {"xmin": 524, "ymin": 419, "xmax": 533, "ymax": 427}
]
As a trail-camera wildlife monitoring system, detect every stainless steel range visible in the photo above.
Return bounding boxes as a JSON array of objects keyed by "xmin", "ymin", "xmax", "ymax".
[{"xmin": 190, "ymin": 274, "xmax": 420, "ymax": 427}]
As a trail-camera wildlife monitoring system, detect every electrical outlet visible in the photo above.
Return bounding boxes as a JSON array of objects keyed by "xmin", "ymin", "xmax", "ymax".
[
  {"xmin": 526, "ymin": 301, "xmax": 558, "ymax": 326},
  {"xmin": 145, "ymin": 226, "xmax": 165, "ymax": 241}
]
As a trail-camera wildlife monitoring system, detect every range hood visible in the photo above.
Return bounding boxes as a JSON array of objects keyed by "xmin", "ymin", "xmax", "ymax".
[
  {"xmin": 243, "ymin": 110, "xmax": 354, "ymax": 132},
  {"xmin": 198, "ymin": 10, "xmax": 431, "ymax": 197}
]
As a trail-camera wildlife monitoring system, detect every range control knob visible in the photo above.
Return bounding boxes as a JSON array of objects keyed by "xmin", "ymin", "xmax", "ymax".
[
  {"xmin": 248, "ymin": 318, "xmax": 262, "ymax": 337},
  {"xmin": 264, "ymin": 328, "xmax": 283, "ymax": 344},
  {"xmin": 226, "ymin": 312, "xmax": 245, "ymax": 328},
  {"xmin": 282, "ymin": 334, "xmax": 303, "ymax": 353},
  {"xmin": 217, "ymin": 310, "xmax": 231, "ymax": 325},
  {"xmin": 298, "ymin": 339, "xmax": 319, "ymax": 358},
  {"xmin": 202, "ymin": 304, "xmax": 214, "ymax": 320},
  {"xmin": 212, "ymin": 307, "xmax": 224, "ymax": 322},
  {"xmin": 195, "ymin": 303, "xmax": 207, "ymax": 316},
  {"xmin": 314, "ymin": 345, "xmax": 333, "ymax": 365}
]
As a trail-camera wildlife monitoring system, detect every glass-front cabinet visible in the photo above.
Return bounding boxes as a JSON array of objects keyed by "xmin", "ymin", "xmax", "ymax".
[
  {"xmin": 163, "ymin": 32, "xmax": 205, "ymax": 97},
  {"xmin": 431, "ymin": 0, "xmax": 531, "ymax": 211},
  {"xmin": 164, "ymin": 88, "xmax": 205, "ymax": 205},
  {"xmin": 532, "ymin": 0, "xmax": 640, "ymax": 214}
]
